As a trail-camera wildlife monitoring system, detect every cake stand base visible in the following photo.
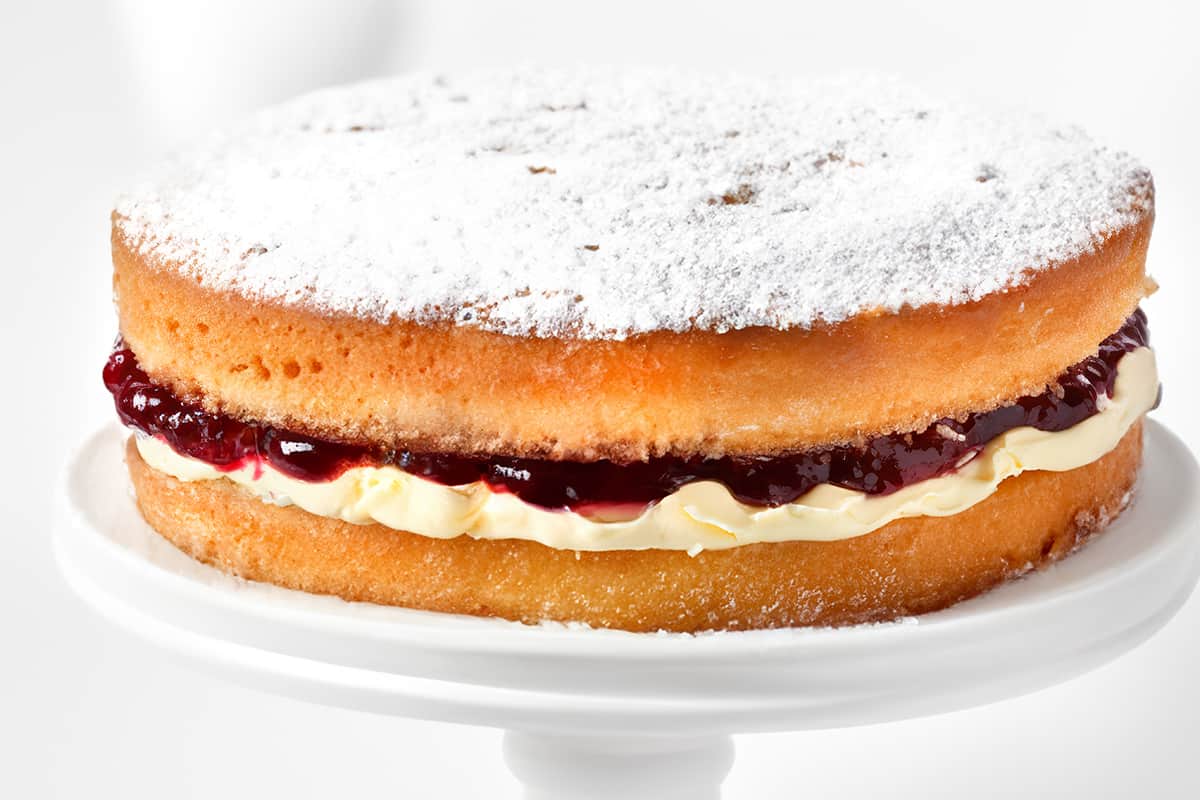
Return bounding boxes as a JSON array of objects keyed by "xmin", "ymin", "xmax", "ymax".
[
  {"xmin": 54, "ymin": 422, "xmax": 1200, "ymax": 799},
  {"xmin": 503, "ymin": 732, "xmax": 734, "ymax": 799}
]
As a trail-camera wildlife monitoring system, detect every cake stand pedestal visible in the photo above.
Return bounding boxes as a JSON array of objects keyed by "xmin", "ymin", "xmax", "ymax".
[{"xmin": 54, "ymin": 422, "xmax": 1200, "ymax": 799}]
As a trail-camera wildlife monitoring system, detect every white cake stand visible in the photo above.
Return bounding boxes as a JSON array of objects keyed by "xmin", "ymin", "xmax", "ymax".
[{"xmin": 54, "ymin": 422, "xmax": 1200, "ymax": 799}]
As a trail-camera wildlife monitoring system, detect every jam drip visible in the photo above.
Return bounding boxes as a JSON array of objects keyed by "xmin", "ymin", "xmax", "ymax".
[{"xmin": 105, "ymin": 310, "xmax": 1149, "ymax": 511}]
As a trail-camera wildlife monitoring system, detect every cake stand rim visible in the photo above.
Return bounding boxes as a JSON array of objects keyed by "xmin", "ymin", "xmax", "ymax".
[{"xmin": 53, "ymin": 419, "xmax": 1200, "ymax": 736}]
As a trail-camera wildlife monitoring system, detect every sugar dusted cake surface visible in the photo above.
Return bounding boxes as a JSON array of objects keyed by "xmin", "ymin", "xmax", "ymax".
[{"xmin": 115, "ymin": 68, "xmax": 1152, "ymax": 340}]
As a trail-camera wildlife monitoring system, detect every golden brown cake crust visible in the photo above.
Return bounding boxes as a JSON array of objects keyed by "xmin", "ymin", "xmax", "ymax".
[
  {"xmin": 125, "ymin": 422, "xmax": 1142, "ymax": 633},
  {"xmin": 112, "ymin": 217, "xmax": 1153, "ymax": 460}
]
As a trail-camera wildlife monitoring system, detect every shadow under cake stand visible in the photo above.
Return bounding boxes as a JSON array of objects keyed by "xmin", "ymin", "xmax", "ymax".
[{"xmin": 54, "ymin": 422, "xmax": 1200, "ymax": 799}]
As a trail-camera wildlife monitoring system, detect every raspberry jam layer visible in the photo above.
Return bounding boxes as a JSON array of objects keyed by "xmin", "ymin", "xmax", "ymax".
[{"xmin": 105, "ymin": 310, "xmax": 1148, "ymax": 512}]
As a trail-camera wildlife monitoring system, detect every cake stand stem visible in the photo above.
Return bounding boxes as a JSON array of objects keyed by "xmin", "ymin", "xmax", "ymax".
[{"xmin": 502, "ymin": 730, "xmax": 735, "ymax": 799}]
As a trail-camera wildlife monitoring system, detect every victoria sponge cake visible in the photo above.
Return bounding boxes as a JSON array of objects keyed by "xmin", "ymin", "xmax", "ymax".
[{"xmin": 104, "ymin": 68, "xmax": 1158, "ymax": 632}]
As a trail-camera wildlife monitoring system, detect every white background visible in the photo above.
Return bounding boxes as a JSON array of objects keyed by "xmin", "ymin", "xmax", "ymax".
[{"xmin": 2, "ymin": 1, "xmax": 1198, "ymax": 796}]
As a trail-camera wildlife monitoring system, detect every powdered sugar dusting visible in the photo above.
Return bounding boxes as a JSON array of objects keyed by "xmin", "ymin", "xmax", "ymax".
[{"xmin": 115, "ymin": 68, "xmax": 1153, "ymax": 339}]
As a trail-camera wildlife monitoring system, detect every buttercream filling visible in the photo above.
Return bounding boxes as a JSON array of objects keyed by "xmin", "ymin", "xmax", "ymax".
[{"xmin": 130, "ymin": 345, "xmax": 1156, "ymax": 553}]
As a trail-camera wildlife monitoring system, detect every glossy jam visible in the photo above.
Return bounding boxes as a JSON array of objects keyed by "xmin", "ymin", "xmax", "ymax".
[{"xmin": 105, "ymin": 310, "xmax": 1149, "ymax": 511}]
